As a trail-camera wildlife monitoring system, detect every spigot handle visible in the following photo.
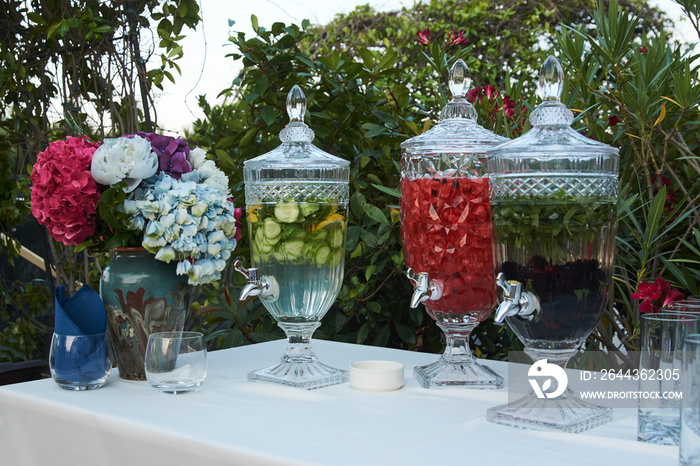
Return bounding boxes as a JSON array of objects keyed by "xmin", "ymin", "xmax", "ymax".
[
  {"xmin": 406, "ymin": 268, "xmax": 443, "ymax": 307},
  {"xmin": 406, "ymin": 268, "xmax": 420, "ymax": 286},
  {"xmin": 495, "ymin": 273, "xmax": 541, "ymax": 322},
  {"xmin": 234, "ymin": 260, "xmax": 250, "ymax": 279}
]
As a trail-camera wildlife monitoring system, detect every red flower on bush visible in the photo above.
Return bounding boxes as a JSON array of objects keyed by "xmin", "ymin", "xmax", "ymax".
[
  {"xmin": 445, "ymin": 28, "xmax": 468, "ymax": 47},
  {"xmin": 608, "ymin": 115, "xmax": 621, "ymax": 127},
  {"xmin": 233, "ymin": 207, "xmax": 243, "ymax": 242},
  {"xmin": 632, "ymin": 276, "xmax": 685, "ymax": 313},
  {"xmin": 466, "ymin": 85, "xmax": 527, "ymax": 135},
  {"xmin": 417, "ymin": 27, "xmax": 431, "ymax": 45},
  {"xmin": 30, "ymin": 136, "xmax": 101, "ymax": 245}
]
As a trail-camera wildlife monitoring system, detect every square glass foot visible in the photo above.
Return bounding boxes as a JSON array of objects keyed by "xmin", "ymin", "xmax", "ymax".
[
  {"xmin": 487, "ymin": 390, "xmax": 613, "ymax": 433},
  {"xmin": 414, "ymin": 358, "xmax": 503, "ymax": 389},
  {"xmin": 248, "ymin": 360, "xmax": 348, "ymax": 390}
]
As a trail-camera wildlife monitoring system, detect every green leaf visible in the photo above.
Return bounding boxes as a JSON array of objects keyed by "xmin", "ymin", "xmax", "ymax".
[
  {"xmin": 251, "ymin": 14, "xmax": 259, "ymax": 33},
  {"xmin": 362, "ymin": 203, "xmax": 390, "ymax": 226},
  {"xmin": 365, "ymin": 264, "xmax": 377, "ymax": 282},
  {"xmin": 374, "ymin": 323, "xmax": 390, "ymax": 346},
  {"xmin": 261, "ymin": 106, "xmax": 277, "ymax": 126},
  {"xmin": 377, "ymin": 50, "xmax": 398, "ymax": 70},
  {"xmin": 362, "ymin": 123, "xmax": 386, "ymax": 139},
  {"xmin": 644, "ymin": 186, "xmax": 666, "ymax": 243},
  {"xmin": 357, "ymin": 47, "xmax": 375, "ymax": 70},
  {"xmin": 357, "ymin": 323, "xmax": 369, "ymax": 344},
  {"xmin": 345, "ymin": 226, "xmax": 362, "ymax": 251},
  {"xmin": 366, "ymin": 301, "xmax": 381, "ymax": 313},
  {"xmin": 395, "ymin": 323, "xmax": 416, "ymax": 346}
]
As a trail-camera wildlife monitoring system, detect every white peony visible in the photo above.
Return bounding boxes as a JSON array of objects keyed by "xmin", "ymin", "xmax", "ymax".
[
  {"xmin": 91, "ymin": 136, "xmax": 158, "ymax": 192},
  {"xmin": 188, "ymin": 147, "xmax": 207, "ymax": 170}
]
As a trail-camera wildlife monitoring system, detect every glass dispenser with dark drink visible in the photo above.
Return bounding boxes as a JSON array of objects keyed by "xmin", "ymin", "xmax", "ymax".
[{"xmin": 486, "ymin": 56, "xmax": 619, "ymax": 432}]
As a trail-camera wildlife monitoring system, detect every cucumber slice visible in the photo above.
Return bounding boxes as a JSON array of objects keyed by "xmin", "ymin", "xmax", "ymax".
[
  {"xmin": 328, "ymin": 249, "xmax": 343, "ymax": 268},
  {"xmin": 314, "ymin": 244, "xmax": 331, "ymax": 265},
  {"xmin": 282, "ymin": 240, "xmax": 305, "ymax": 259},
  {"xmin": 309, "ymin": 229, "xmax": 328, "ymax": 242},
  {"xmin": 263, "ymin": 217, "xmax": 282, "ymax": 240},
  {"xmin": 300, "ymin": 202, "xmax": 319, "ymax": 217},
  {"xmin": 283, "ymin": 224, "xmax": 308, "ymax": 241},
  {"xmin": 274, "ymin": 202, "xmax": 300, "ymax": 223},
  {"xmin": 328, "ymin": 228, "xmax": 344, "ymax": 249},
  {"xmin": 254, "ymin": 227, "xmax": 275, "ymax": 252}
]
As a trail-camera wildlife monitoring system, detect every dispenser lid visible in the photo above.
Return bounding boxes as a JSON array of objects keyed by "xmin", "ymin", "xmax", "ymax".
[
  {"xmin": 488, "ymin": 56, "xmax": 619, "ymax": 158},
  {"xmin": 243, "ymin": 85, "xmax": 350, "ymax": 183},
  {"xmin": 400, "ymin": 59, "xmax": 507, "ymax": 155}
]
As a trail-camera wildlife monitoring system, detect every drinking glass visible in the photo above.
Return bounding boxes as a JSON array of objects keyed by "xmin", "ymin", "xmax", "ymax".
[
  {"xmin": 681, "ymin": 334, "xmax": 700, "ymax": 465},
  {"xmin": 638, "ymin": 313, "xmax": 699, "ymax": 445},
  {"xmin": 145, "ymin": 331, "xmax": 207, "ymax": 394},
  {"xmin": 49, "ymin": 332, "xmax": 111, "ymax": 390}
]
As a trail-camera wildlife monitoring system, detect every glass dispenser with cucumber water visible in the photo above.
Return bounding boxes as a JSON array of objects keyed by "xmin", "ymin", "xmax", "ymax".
[{"xmin": 235, "ymin": 85, "xmax": 350, "ymax": 389}]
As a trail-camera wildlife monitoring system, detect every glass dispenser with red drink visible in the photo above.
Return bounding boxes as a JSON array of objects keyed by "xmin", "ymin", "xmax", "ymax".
[{"xmin": 400, "ymin": 59, "xmax": 507, "ymax": 388}]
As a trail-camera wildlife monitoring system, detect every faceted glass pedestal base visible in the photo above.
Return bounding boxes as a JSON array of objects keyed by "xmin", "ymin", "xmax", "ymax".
[
  {"xmin": 248, "ymin": 321, "xmax": 347, "ymax": 390},
  {"xmin": 248, "ymin": 359, "xmax": 348, "ymax": 390},
  {"xmin": 414, "ymin": 357, "xmax": 503, "ymax": 389},
  {"xmin": 486, "ymin": 388, "xmax": 613, "ymax": 433}
]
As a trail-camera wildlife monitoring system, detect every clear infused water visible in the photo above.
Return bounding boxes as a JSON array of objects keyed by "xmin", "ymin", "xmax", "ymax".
[{"xmin": 247, "ymin": 201, "xmax": 346, "ymax": 322}]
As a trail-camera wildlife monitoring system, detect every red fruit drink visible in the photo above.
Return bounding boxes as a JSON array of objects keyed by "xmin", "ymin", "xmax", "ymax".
[{"xmin": 401, "ymin": 175, "xmax": 495, "ymax": 319}]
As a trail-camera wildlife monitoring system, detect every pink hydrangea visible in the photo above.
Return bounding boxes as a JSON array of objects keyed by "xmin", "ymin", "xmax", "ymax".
[{"xmin": 30, "ymin": 136, "xmax": 101, "ymax": 245}]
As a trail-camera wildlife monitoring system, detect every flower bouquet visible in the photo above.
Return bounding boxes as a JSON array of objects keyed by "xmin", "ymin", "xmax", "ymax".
[{"xmin": 30, "ymin": 132, "xmax": 241, "ymax": 285}]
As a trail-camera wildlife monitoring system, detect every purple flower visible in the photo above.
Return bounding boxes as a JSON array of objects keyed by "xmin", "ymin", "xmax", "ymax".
[{"xmin": 135, "ymin": 132, "xmax": 192, "ymax": 179}]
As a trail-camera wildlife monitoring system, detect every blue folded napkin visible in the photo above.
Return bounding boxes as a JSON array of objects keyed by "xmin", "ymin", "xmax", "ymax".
[{"xmin": 53, "ymin": 285, "xmax": 109, "ymax": 382}]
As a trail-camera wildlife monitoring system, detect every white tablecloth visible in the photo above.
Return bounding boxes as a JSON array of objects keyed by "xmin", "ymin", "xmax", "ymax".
[{"xmin": 0, "ymin": 339, "xmax": 678, "ymax": 465}]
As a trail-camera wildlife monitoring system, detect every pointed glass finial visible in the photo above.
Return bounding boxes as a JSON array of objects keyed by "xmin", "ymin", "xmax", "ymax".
[
  {"xmin": 439, "ymin": 58, "xmax": 477, "ymax": 120},
  {"xmin": 287, "ymin": 85, "xmax": 306, "ymax": 122},
  {"xmin": 539, "ymin": 55, "xmax": 564, "ymax": 101},
  {"xmin": 448, "ymin": 59, "xmax": 471, "ymax": 98},
  {"xmin": 280, "ymin": 85, "xmax": 315, "ymax": 143}
]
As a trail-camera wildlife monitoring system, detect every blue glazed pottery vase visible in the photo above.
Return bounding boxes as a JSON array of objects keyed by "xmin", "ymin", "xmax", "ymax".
[{"xmin": 100, "ymin": 248, "xmax": 189, "ymax": 380}]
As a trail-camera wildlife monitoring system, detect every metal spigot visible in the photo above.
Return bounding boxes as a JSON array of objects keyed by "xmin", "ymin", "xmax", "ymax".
[
  {"xmin": 406, "ymin": 268, "xmax": 443, "ymax": 308},
  {"xmin": 494, "ymin": 273, "xmax": 541, "ymax": 322},
  {"xmin": 234, "ymin": 260, "xmax": 279, "ymax": 302}
]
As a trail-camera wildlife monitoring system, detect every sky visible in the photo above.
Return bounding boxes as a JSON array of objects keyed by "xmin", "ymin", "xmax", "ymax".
[{"xmin": 151, "ymin": 0, "xmax": 696, "ymax": 134}]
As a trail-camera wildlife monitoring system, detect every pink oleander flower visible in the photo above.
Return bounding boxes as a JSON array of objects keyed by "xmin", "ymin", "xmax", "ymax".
[
  {"xmin": 501, "ymin": 94, "xmax": 516, "ymax": 117},
  {"xmin": 30, "ymin": 136, "xmax": 101, "ymax": 245},
  {"xmin": 445, "ymin": 28, "xmax": 468, "ymax": 48},
  {"xmin": 233, "ymin": 207, "xmax": 243, "ymax": 242},
  {"xmin": 632, "ymin": 276, "xmax": 685, "ymax": 313},
  {"xmin": 134, "ymin": 132, "xmax": 192, "ymax": 180},
  {"xmin": 417, "ymin": 27, "xmax": 431, "ymax": 45}
]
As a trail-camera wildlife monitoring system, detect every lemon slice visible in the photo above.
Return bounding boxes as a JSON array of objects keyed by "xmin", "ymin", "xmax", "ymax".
[{"xmin": 313, "ymin": 213, "xmax": 345, "ymax": 231}]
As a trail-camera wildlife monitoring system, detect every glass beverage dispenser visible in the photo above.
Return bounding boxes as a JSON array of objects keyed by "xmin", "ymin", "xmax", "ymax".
[
  {"xmin": 235, "ymin": 86, "xmax": 350, "ymax": 389},
  {"xmin": 486, "ymin": 56, "xmax": 619, "ymax": 432},
  {"xmin": 400, "ymin": 59, "xmax": 507, "ymax": 388}
]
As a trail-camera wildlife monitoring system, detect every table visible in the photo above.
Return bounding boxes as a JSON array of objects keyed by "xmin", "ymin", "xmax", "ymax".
[{"xmin": 0, "ymin": 340, "xmax": 678, "ymax": 465}]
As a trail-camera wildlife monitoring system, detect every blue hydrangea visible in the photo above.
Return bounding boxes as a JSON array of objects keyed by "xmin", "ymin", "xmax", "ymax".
[{"xmin": 126, "ymin": 169, "xmax": 238, "ymax": 285}]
